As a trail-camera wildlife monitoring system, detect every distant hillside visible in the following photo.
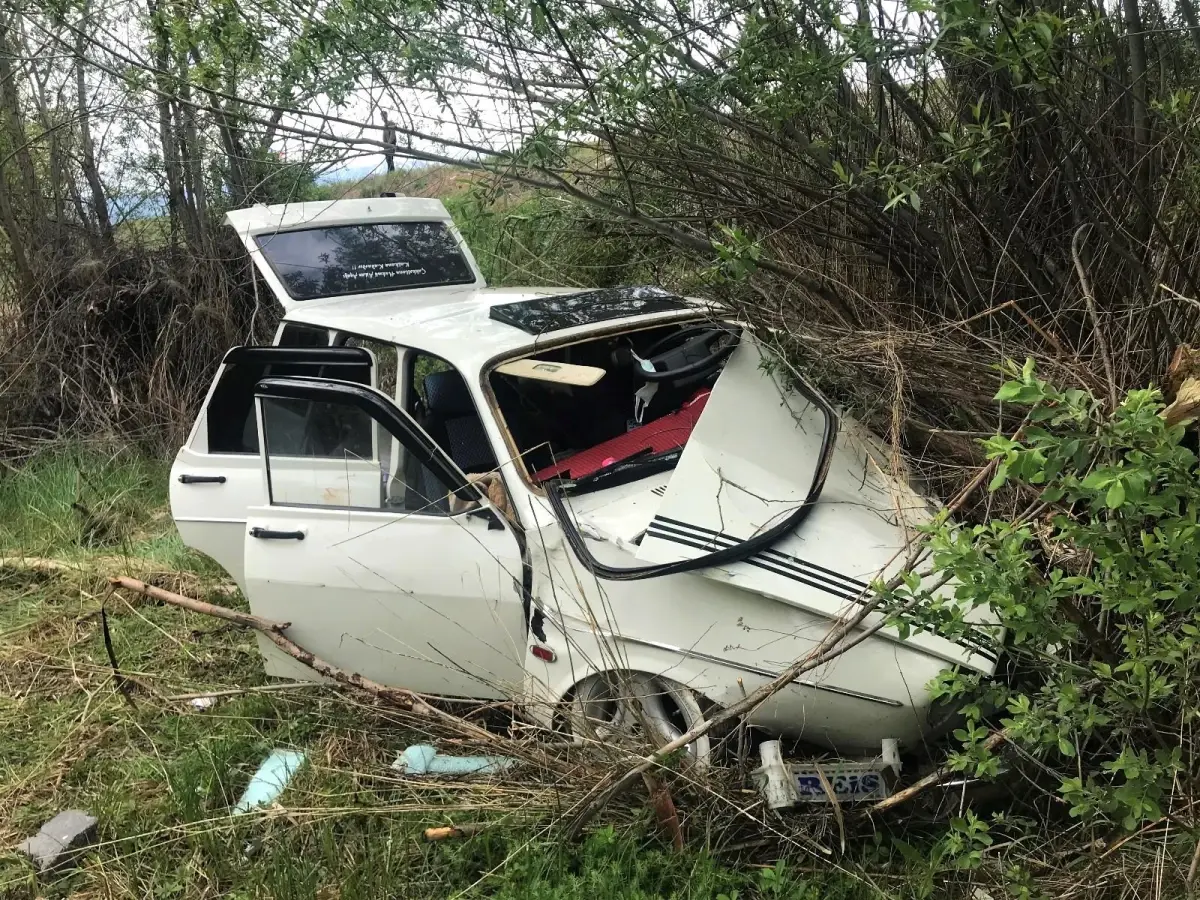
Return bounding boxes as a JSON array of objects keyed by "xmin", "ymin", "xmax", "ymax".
[{"xmin": 316, "ymin": 163, "xmax": 483, "ymax": 201}]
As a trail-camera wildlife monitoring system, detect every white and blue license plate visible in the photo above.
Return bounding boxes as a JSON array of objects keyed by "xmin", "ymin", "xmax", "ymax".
[{"xmin": 792, "ymin": 767, "xmax": 887, "ymax": 803}]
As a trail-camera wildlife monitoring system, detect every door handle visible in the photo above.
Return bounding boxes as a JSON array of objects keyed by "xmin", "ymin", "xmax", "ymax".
[
  {"xmin": 249, "ymin": 527, "xmax": 305, "ymax": 541},
  {"xmin": 178, "ymin": 474, "xmax": 227, "ymax": 484}
]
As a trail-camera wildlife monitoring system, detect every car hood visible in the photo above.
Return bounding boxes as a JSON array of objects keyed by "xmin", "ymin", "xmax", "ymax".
[
  {"xmin": 626, "ymin": 333, "xmax": 998, "ymax": 671},
  {"xmin": 636, "ymin": 334, "xmax": 933, "ymax": 588}
]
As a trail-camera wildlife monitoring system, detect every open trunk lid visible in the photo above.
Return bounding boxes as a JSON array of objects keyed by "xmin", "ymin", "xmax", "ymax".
[{"xmin": 226, "ymin": 197, "xmax": 485, "ymax": 314}]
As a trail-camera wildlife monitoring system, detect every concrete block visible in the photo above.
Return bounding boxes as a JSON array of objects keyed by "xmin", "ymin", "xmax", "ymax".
[{"xmin": 17, "ymin": 809, "xmax": 98, "ymax": 873}]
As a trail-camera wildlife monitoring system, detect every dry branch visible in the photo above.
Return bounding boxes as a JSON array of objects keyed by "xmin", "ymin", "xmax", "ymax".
[
  {"xmin": 111, "ymin": 575, "xmax": 285, "ymax": 632},
  {"xmin": 108, "ymin": 575, "xmax": 557, "ymax": 762},
  {"xmin": 866, "ymin": 730, "xmax": 1008, "ymax": 815}
]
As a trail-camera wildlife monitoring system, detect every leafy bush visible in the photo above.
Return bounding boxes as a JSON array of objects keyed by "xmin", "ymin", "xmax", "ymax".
[{"xmin": 903, "ymin": 360, "xmax": 1197, "ymax": 835}]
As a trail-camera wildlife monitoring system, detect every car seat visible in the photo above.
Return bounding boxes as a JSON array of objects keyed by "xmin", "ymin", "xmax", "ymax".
[{"xmin": 422, "ymin": 370, "xmax": 498, "ymax": 474}]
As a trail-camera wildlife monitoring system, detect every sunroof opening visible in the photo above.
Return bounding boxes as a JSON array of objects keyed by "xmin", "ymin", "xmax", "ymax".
[{"xmin": 488, "ymin": 286, "xmax": 690, "ymax": 335}]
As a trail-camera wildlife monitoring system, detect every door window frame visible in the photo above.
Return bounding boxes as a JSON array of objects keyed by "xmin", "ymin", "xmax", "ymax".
[
  {"xmin": 254, "ymin": 376, "xmax": 490, "ymax": 517},
  {"xmin": 185, "ymin": 345, "xmax": 375, "ymax": 455}
]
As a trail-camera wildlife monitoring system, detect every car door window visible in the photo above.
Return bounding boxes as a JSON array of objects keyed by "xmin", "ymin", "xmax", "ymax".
[
  {"xmin": 341, "ymin": 336, "xmax": 399, "ymax": 401},
  {"xmin": 405, "ymin": 352, "xmax": 499, "ymax": 476},
  {"xmin": 203, "ymin": 348, "xmax": 372, "ymax": 455},
  {"xmin": 276, "ymin": 323, "xmax": 331, "ymax": 347},
  {"xmin": 260, "ymin": 393, "xmax": 456, "ymax": 515}
]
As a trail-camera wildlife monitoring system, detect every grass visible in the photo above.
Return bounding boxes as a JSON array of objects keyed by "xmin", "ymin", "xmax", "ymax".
[{"xmin": 0, "ymin": 446, "xmax": 866, "ymax": 899}]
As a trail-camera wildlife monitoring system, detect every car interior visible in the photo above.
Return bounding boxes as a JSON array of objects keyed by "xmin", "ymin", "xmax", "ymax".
[
  {"xmin": 252, "ymin": 320, "xmax": 740, "ymax": 505},
  {"xmin": 488, "ymin": 321, "xmax": 741, "ymax": 487}
]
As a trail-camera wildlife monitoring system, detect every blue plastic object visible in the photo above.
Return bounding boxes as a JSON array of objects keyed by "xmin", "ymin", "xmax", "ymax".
[
  {"xmin": 233, "ymin": 749, "xmax": 307, "ymax": 814},
  {"xmin": 391, "ymin": 744, "xmax": 516, "ymax": 776}
]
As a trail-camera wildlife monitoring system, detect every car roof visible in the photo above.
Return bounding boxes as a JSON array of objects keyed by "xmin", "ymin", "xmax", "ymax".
[{"xmin": 282, "ymin": 285, "xmax": 706, "ymax": 372}]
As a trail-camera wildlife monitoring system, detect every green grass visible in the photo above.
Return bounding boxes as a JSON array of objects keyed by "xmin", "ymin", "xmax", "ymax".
[
  {"xmin": 0, "ymin": 447, "xmax": 869, "ymax": 899},
  {"xmin": 0, "ymin": 446, "xmax": 187, "ymax": 564}
]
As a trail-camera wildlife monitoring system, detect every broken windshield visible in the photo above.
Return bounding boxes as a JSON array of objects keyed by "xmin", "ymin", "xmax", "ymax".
[{"xmin": 254, "ymin": 222, "xmax": 476, "ymax": 300}]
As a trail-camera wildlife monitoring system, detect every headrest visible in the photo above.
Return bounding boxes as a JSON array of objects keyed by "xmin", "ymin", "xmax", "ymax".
[{"xmin": 424, "ymin": 369, "xmax": 476, "ymax": 416}]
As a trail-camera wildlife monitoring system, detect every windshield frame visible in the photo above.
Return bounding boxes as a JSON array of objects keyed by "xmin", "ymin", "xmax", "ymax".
[{"xmin": 479, "ymin": 312, "xmax": 720, "ymax": 494}]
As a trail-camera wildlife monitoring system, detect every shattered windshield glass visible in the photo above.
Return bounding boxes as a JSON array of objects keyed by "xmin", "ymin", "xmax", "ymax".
[{"xmin": 254, "ymin": 222, "xmax": 476, "ymax": 300}]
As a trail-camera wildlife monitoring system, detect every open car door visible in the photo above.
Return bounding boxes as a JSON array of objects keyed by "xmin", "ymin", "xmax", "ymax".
[
  {"xmin": 169, "ymin": 346, "xmax": 373, "ymax": 590},
  {"xmin": 241, "ymin": 377, "xmax": 527, "ymax": 698}
]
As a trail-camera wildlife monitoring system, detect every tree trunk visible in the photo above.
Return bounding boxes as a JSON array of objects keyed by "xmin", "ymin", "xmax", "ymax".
[
  {"xmin": 0, "ymin": 20, "xmax": 42, "ymax": 230},
  {"xmin": 75, "ymin": 3, "xmax": 113, "ymax": 244},
  {"xmin": 175, "ymin": 26, "xmax": 206, "ymax": 230},
  {"xmin": 1179, "ymin": 0, "xmax": 1200, "ymax": 56},
  {"xmin": 147, "ymin": 0, "xmax": 188, "ymax": 245},
  {"xmin": 1122, "ymin": 0, "xmax": 1152, "ymax": 237},
  {"xmin": 0, "ymin": 185, "xmax": 36, "ymax": 294}
]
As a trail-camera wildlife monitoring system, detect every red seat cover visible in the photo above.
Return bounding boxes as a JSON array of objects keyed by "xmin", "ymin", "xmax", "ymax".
[{"xmin": 533, "ymin": 391, "xmax": 711, "ymax": 482}]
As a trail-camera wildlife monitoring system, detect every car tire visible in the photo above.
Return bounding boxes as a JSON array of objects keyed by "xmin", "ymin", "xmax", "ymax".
[{"xmin": 566, "ymin": 671, "xmax": 712, "ymax": 764}]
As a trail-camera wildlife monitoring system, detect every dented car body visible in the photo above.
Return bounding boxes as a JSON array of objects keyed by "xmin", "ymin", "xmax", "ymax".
[{"xmin": 170, "ymin": 197, "xmax": 1000, "ymax": 756}]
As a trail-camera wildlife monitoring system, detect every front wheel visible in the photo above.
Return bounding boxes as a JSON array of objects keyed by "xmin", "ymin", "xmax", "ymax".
[{"xmin": 566, "ymin": 672, "xmax": 712, "ymax": 764}]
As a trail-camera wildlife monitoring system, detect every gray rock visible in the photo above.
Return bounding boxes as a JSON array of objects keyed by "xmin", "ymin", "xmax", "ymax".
[{"xmin": 17, "ymin": 809, "xmax": 98, "ymax": 873}]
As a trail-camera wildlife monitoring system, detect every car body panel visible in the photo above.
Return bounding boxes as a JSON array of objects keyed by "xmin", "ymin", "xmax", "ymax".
[
  {"xmin": 636, "ymin": 334, "xmax": 997, "ymax": 671},
  {"xmin": 169, "ymin": 346, "xmax": 376, "ymax": 589},
  {"xmin": 242, "ymin": 503, "xmax": 526, "ymax": 697}
]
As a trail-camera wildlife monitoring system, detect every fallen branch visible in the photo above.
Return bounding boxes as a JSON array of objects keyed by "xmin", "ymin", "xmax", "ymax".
[
  {"xmin": 163, "ymin": 682, "xmax": 322, "ymax": 702},
  {"xmin": 643, "ymin": 772, "xmax": 683, "ymax": 851},
  {"xmin": 111, "ymin": 576, "xmax": 286, "ymax": 632},
  {"xmin": 109, "ymin": 576, "xmax": 563, "ymax": 765},
  {"xmin": 3, "ymin": 555, "xmax": 237, "ymax": 595},
  {"xmin": 868, "ymin": 677, "xmax": 1102, "ymax": 813},
  {"xmin": 866, "ymin": 730, "xmax": 1008, "ymax": 815}
]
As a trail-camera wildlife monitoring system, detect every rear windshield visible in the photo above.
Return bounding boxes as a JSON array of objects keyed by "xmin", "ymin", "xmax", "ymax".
[{"xmin": 254, "ymin": 222, "xmax": 476, "ymax": 301}]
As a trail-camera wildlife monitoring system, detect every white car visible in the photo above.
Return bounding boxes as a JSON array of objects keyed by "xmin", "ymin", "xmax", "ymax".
[{"xmin": 170, "ymin": 196, "xmax": 1000, "ymax": 764}]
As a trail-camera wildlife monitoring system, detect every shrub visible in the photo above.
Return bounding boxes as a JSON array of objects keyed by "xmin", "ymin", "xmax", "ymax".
[{"xmin": 902, "ymin": 360, "xmax": 1198, "ymax": 835}]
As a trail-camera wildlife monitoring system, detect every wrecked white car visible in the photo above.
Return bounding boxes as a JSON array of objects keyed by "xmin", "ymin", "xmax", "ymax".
[{"xmin": 170, "ymin": 197, "xmax": 999, "ymax": 770}]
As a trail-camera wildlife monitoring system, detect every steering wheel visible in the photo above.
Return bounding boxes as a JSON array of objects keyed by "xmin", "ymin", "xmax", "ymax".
[{"xmin": 634, "ymin": 325, "xmax": 741, "ymax": 382}]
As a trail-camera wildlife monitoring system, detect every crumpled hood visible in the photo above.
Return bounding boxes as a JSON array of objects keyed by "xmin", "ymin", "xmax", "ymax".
[{"xmin": 632, "ymin": 333, "xmax": 997, "ymax": 671}]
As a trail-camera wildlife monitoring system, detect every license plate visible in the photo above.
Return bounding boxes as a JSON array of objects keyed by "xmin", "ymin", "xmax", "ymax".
[{"xmin": 791, "ymin": 767, "xmax": 887, "ymax": 803}]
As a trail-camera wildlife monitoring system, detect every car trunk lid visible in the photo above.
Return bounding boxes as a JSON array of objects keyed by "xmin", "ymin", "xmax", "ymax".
[{"xmin": 226, "ymin": 197, "xmax": 485, "ymax": 314}]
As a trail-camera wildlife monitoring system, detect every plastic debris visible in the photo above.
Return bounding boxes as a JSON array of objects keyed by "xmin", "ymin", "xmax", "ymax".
[
  {"xmin": 390, "ymin": 743, "xmax": 516, "ymax": 776},
  {"xmin": 754, "ymin": 741, "xmax": 800, "ymax": 809},
  {"xmin": 189, "ymin": 696, "xmax": 218, "ymax": 710},
  {"xmin": 423, "ymin": 822, "xmax": 488, "ymax": 841},
  {"xmin": 18, "ymin": 809, "xmax": 98, "ymax": 873},
  {"xmin": 233, "ymin": 749, "xmax": 306, "ymax": 814}
]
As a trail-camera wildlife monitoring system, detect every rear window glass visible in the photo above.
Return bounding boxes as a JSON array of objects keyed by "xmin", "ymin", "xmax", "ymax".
[{"xmin": 254, "ymin": 222, "xmax": 476, "ymax": 301}]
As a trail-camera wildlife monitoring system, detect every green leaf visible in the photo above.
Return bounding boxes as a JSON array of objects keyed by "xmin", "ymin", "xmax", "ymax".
[
  {"xmin": 988, "ymin": 463, "xmax": 1009, "ymax": 492},
  {"xmin": 1106, "ymin": 480, "xmax": 1126, "ymax": 509},
  {"xmin": 995, "ymin": 381, "xmax": 1023, "ymax": 402}
]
